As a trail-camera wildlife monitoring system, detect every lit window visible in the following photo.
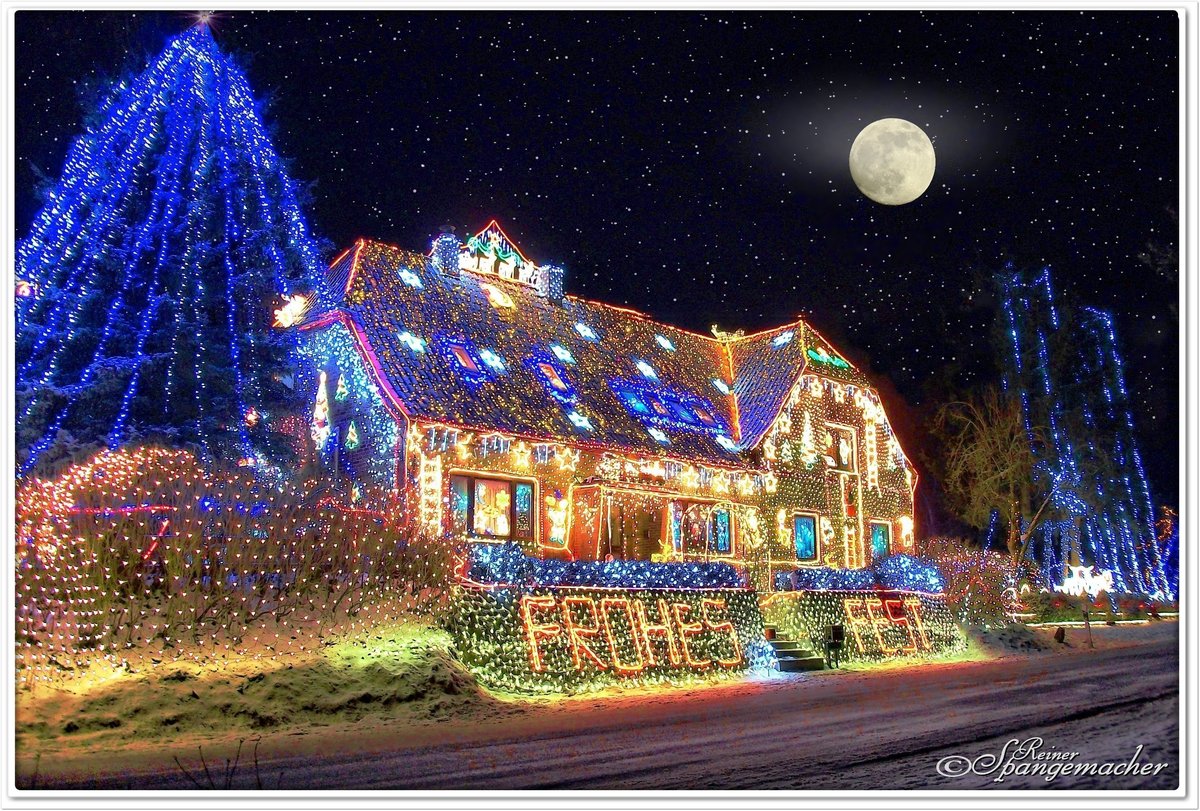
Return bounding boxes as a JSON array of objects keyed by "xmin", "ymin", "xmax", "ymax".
[
  {"xmin": 538, "ymin": 362, "xmax": 570, "ymax": 393},
  {"xmin": 448, "ymin": 474, "xmax": 535, "ymax": 541},
  {"xmin": 793, "ymin": 514, "xmax": 818, "ymax": 561},
  {"xmin": 716, "ymin": 435, "xmax": 738, "ymax": 452},
  {"xmin": 568, "ymin": 411, "xmax": 593, "ymax": 431},
  {"xmin": 550, "ymin": 343, "xmax": 575, "ymax": 364},
  {"xmin": 648, "ymin": 427, "xmax": 669, "ymax": 444},
  {"xmin": 575, "ymin": 322, "xmax": 599, "ymax": 342},
  {"xmin": 450, "ymin": 345, "xmax": 479, "ymax": 373},
  {"xmin": 478, "ymin": 349, "xmax": 506, "ymax": 373},
  {"xmin": 870, "ymin": 521, "xmax": 891, "ymax": 560},
  {"xmin": 712, "ymin": 378, "xmax": 732, "ymax": 395},
  {"xmin": 399, "ymin": 268, "xmax": 423, "ymax": 288},
  {"xmin": 772, "ymin": 330, "xmax": 794, "ymax": 347},
  {"xmin": 710, "ymin": 509, "xmax": 732, "ymax": 554},
  {"xmin": 646, "ymin": 395, "xmax": 670, "ymax": 417},
  {"xmin": 655, "ymin": 334, "xmax": 676, "ymax": 351},
  {"xmin": 620, "ymin": 390, "xmax": 649, "ymax": 414},
  {"xmin": 398, "ymin": 331, "xmax": 426, "ymax": 354},
  {"xmin": 636, "ymin": 360, "xmax": 658, "ymax": 380}
]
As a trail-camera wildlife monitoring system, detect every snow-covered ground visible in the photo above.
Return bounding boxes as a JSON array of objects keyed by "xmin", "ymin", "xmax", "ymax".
[{"xmin": 17, "ymin": 621, "xmax": 1178, "ymax": 790}]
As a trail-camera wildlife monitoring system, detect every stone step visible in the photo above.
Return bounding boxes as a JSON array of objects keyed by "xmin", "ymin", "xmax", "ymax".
[
  {"xmin": 769, "ymin": 639, "xmax": 811, "ymax": 654},
  {"xmin": 777, "ymin": 654, "xmax": 827, "ymax": 673}
]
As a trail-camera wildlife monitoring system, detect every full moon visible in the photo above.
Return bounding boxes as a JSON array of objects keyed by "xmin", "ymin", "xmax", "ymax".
[{"xmin": 848, "ymin": 118, "xmax": 936, "ymax": 205}]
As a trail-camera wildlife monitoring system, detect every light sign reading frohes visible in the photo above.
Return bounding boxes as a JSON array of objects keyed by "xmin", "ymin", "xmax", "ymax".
[
  {"xmin": 447, "ymin": 587, "xmax": 773, "ymax": 693},
  {"xmin": 520, "ymin": 593, "xmax": 743, "ymax": 674}
]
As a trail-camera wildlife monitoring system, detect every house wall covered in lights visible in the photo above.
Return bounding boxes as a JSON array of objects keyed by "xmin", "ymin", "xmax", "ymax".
[{"xmin": 291, "ymin": 221, "xmax": 918, "ymax": 590}]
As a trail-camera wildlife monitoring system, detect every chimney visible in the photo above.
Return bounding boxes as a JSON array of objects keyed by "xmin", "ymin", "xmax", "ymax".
[
  {"xmin": 430, "ymin": 224, "xmax": 461, "ymax": 277},
  {"xmin": 538, "ymin": 263, "xmax": 565, "ymax": 303}
]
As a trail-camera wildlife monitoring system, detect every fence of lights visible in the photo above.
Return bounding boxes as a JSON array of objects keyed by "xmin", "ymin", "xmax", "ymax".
[
  {"xmin": 14, "ymin": 446, "xmax": 455, "ymax": 687},
  {"xmin": 1000, "ymin": 267, "xmax": 1171, "ymax": 598},
  {"xmin": 15, "ymin": 25, "xmax": 323, "ymax": 476}
]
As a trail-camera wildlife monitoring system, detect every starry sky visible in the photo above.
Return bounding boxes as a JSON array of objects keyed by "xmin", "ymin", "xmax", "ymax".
[{"xmin": 14, "ymin": 10, "xmax": 1180, "ymax": 510}]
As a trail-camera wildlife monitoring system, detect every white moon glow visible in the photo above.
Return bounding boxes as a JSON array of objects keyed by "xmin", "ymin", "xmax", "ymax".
[{"xmin": 849, "ymin": 118, "xmax": 936, "ymax": 205}]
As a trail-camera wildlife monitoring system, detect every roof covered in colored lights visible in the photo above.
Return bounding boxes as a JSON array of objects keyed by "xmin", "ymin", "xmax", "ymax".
[{"xmin": 309, "ymin": 227, "xmax": 872, "ymax": 464}]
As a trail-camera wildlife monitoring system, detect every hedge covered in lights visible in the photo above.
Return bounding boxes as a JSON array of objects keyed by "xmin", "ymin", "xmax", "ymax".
[
  {"xmin": 773, "ymin": 554, "xmax": 945, "ymax": 594},
  {"xmin": 464, "ymin": 541, "xmax": 746, "ymax": 589},
  {"xmin": 761, "ymin": 589, "xmax": 966, "ymax": 662},
  {"xmin": 447, "ymin": 586, "xmax": 775, "ymax": 694}
]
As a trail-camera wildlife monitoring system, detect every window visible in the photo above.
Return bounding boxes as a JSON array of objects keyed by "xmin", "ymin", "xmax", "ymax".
[
  {"xmin": 793, "ymin": 514, "xmax": 818, "ymax": 561},
  {"xmin": 620, "ymin": 390, "xmax": 649, "ymax": 414},
  {"xmin": 668, "ymin": 400, "xmax": 697, "ymax": 424},
  {"xmin": 710, "ymin": 509, "xmax": 732, "ymax": 554},
  {"xmin": 692, "ymin": 406, "xmax": 718, "ymax": 427},
  {"xmin": 450, "ymin": 345, "xmax": 479, "ymax": 373},
  {"xmin": 870, "ymin": 522, "xmax": 891, "ymax": 559},
  {"xmin": 448, "ymin": 474, "xmax": 535, "ymax": 541},
  {"xmin": 675, "ymin": 502, "xmax": 735, "ymax": 557},
  {"xmin": 538, "ymin": 362, "xmax": 569, "ymax": 393}
]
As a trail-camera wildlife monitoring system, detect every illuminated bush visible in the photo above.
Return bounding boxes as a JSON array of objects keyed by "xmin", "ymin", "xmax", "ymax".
[
  {"xmin": 773, "ymin": 554, "xmax": 944, "ymax": 593},
  {"xmin": 465, "ymin": 541, "xmax": 746, "ymax": 589},
  {"xmin": 15, "ymin": 446, "xmax": 454, "ymax": 686}
]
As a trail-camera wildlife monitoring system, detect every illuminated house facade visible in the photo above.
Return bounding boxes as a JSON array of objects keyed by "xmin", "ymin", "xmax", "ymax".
[{"xmin": 296, "ymin": 222, "xmax": 917, "ymax": 590}]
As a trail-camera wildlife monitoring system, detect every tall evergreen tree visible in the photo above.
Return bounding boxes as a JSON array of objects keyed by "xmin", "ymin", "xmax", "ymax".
[{"xmin": 15, "ymin": 24, "xmax": 326, "ymax": 475}]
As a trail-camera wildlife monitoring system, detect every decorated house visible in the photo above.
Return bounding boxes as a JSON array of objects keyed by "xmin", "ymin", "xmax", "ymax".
[
  {"xmin": 288, "ymin": 222, "xmax": 951, "ymax": 691},
  {"xmin": 297, "ymin": 221, "xmax": 918, "ymax": 581}
]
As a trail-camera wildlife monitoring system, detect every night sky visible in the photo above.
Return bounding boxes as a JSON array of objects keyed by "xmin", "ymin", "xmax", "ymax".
[{"xmin": 14, "ymin": 10, "xmax": 1180, "ymax": 510}]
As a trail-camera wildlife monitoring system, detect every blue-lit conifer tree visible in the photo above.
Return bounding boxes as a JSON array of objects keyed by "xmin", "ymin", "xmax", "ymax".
[
  {"xmin": 15, "ymin": 24, "xmax": 325, "ymax": 475},
  {"xmin": 999, "ymin": 266, "xmax": 1171, "ymax": 598}
]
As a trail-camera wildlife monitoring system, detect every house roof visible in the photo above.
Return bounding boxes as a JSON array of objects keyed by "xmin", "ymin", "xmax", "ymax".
[{"xmin": 309, "ymin": 234, "xmax": 873, "ymax": 465}]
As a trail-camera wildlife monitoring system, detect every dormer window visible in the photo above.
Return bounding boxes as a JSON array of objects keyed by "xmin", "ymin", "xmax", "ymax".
[
  {"xmin": 399, "ymin": 268, "xmax": 423, "ymax": 289},
  {"xmin": 646, "ymin": 395, "xmax": 671, "ymax": 417},
  {"xmin": 712, "ymin": 378, "xmax": 731, "ymax": 395},
  {"xmin": 655, "ymin": 334, "xmax": 676, "ymax": 352},
  {"xmin": 575, "ymin": 322, "xmax": 599, "ymax": 342}
]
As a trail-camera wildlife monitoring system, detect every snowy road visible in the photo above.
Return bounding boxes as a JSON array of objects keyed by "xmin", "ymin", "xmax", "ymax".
[{"xmin": 35, "ymin": 625, "xmax": 1179, "ymax": 790}]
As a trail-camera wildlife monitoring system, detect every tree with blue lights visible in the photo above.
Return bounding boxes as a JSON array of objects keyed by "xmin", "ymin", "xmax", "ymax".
[
  {"xmin": 15, "ymin": 24, "xmax": 325, "ymax": 476},
  {"xmin": 998, "ymin": 266, "xmax": 1172, "ymax": 598}
]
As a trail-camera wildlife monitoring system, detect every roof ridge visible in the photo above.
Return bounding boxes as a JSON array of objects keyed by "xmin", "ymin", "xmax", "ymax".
[{"xmin": 343, "ymin": 237, "xmax": 808, "ymax": 347}]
